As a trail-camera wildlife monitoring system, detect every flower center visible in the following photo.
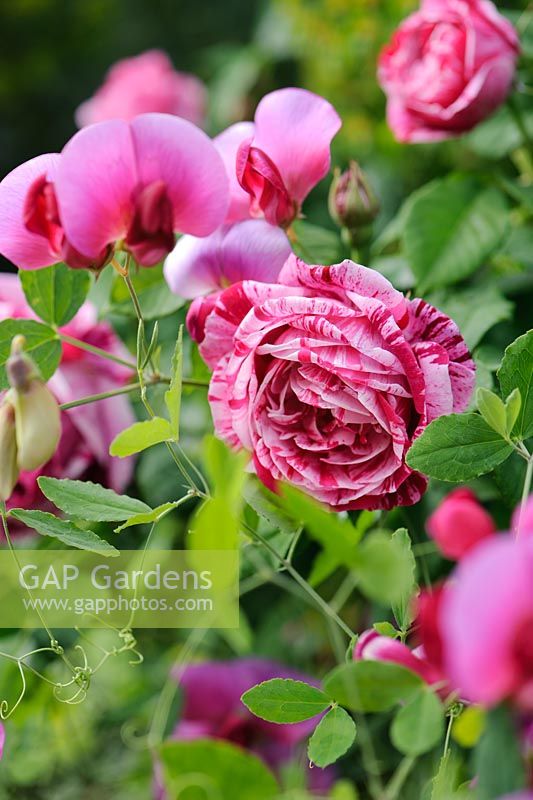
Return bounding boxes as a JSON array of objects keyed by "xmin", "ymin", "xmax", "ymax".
[
  {"xmin": 513, "ymin": 617, "xmax": 533, "ymax": 679},
  {"xmin": 23, "ymin": 175, "xmax": 63, "ymax": 256},
  {"xmin": 236, "ymin": 142, "xmax": 296, "ymax": 228},
  {"xmin": 126, "ymin": 180, "xmax": 175, "ymax": 267}
]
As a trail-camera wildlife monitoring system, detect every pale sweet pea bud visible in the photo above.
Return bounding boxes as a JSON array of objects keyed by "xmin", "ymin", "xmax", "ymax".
[
  {"xmin": 6, "ymin": 336, "xmax": 61, "ymax": 472},
  {"xmin": 426, "ymin": 488, "xmax": 495, "ymax": 561},
  {"xmin": 328, "ymin": 162, "xmax": 380, "ymax": 240},
  {"xmin": 0, "ymin": 399, "xmax": 19, "ymax": 501}
]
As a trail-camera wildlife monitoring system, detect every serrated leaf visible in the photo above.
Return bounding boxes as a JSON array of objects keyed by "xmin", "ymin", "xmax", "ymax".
[
  {"xmin": 498, "ymin": 330, "xmax": 533, "ymax": 439},
  {"xmin": 164, "ymin": 326, "xmax": 183, "ymax": 439},
  {"xmin": 114, "ymin": 501, "xmax": 180, "ymax": 532},
  {"xmin": 390, "ymin": 688, "xmax": 444, "ymax": 756},
  {"xmin": 9, "ymin": 509, "xmax": 119, "ymax": 556},
  {"xmin": 241, "ymin": 678, "xmax": 331, "ymax": 723},
  {"xmin": 476, "ymin": 388, "xmax": 507, "ymax": 438},
  {"xmin": 406, "ymin": 413, "xmax": 513, "ymax": 481},
  {"xmin": 38, "ymin": 477, "xmax": 151, "ymax": 521},
  {"xmin": 308, "ymin": 706, "xmax": 356, "ymax": 768},
  {"xmin": 160, "ymin": 739, "xmax": 278, "ymax": 800},
  {"xmin": 323, "ymin": 661, "xmax": 423, "ymax": 713},
  {"xmin": 20, "ymin": 262, "xmax": 90, "ymax": 326},
  {"xmin": 109, "ymin": 417, "xmax": 174, "ymax": 457},
  {"xmin": 0, "ymin": 319, "xmax": 61, "ymax": 389},
  {"xmin": 404, "ymin": 175, "xmax": 508, "ymax": 293}
]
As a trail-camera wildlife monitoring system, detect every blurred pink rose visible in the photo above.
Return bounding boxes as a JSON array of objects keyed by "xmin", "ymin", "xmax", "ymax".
[
  {"xmin": 188, "ymin": 256, "xmax": 475, "ymax": 511},
  {"xmin": 426, "ymin": 487, "xmax": 496, "ymax": 560},
  {"xmin": 0, "ymin": 274, "xmax": 135, "ymax": 515},
  {"xmin": 75, "ymin": 50, "xmax": 207, "ymax": 128},
  {"xmin": 378, "ymin": 0, "xmax": 519, "ymax": 142}
]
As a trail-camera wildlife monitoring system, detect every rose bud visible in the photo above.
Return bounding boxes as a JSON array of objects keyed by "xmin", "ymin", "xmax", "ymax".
[
  {"xmin": 5, "ymin": 336, "xmax": 61, "ymax": 472},
  {"xmin": 0, "ymin": 400, "xmax": 19, "ymax": 501},
  {"xmin": 426, "ymin": 488, "xmax": 495, "ymax": 561},
  {"xmin": 328, "ymin": 161, "xmax": 380, "ymax": 243}
]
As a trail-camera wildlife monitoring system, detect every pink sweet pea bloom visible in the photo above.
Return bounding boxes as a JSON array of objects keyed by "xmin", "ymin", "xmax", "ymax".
[
  {"xmin": 164, "ymin": 219, "xmax": 292, "ymax": 298},
  {"xmin": 441, "ymin": 534, "xmax": 533, "ymax": 709},
  {"xmin": 512, "ymin": 496, "xmax": 533, "ymax": 538},
  {"xmin": 378, "ymin": 0, "xmax": 520, "ymax": 142},
  {"xmin": 354, "ymin": 629, "xmax": 442, "ymax": 687},
  {"xmin": 75, "ymin": 50, "xmax": 207, "ymax": 128},
  {"xmin": 215, "ymin": 89, "xmax": 341, "ymax": 227},
  {"xmin": 426, "ymin": 487, "xmax": 496, "ymax": 560},
  {"xmin": 0, "ymin": 154, "xmax": 110, "ymax": 271},
  {"xmin": 187, "ymin": 256, "xmax": 475, "ymax": 511},
  {"xmin": 55, "ymin": 114, "xmax": 229, "ymax": 267},
  {"xmin": 154, "ymin": 658, "xmax": 334, "ymax": 798},
  {"xmin": 0, "ymin": 274, "xmax": 134, "ymax": 514}
]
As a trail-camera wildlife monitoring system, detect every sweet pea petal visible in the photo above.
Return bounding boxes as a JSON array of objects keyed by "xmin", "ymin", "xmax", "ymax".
[
  {"xmin": 251, "ymin": 88, "xmax": 341, "ymax": 203},
  {"xmin": 130, "ymin": 113, "xmax": 229, "ymax": 236},
  {"xmin": 56, "ymin": 120, "xmax": 137, "ymax": 259},
  {"xmin": 0, "ymin": 154, "xmax": 61, "ymax": 269},
  {"xmin": 214, "ymin": 122, "xmax": 255, "ymax": 223}
]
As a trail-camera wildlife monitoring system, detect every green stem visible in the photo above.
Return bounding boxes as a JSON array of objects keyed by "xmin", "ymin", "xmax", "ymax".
[
  {"xmin": 516, "ymin": 450, "xmax": 533, "ymax": 539},
  {"xmin": 58, "ymin": 332, "xmax": 137, "ymax": 371},
  {"xmin": 384, "ymin": 756, "xmax": 417, "ymax": 800},
  {"xmin": 59, "ymin": 382, "xmax": 147, "ymax": 410}
]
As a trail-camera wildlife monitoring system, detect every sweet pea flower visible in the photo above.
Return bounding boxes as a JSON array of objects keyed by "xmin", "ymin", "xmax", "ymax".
[
  {"xmin": 441, "ymin": 534, "xmax": 533, "ymax": 710},
  {"xmin": 513, "ymin": 496, "xmax": 533, "ymax": 538},
  {"xmin": 188, "ymin": 256, "xmax": 475, "ymax": 511},
  {"xmin": 0, "ymin": 274, "xmax": 134, "ymax": 515},
  {"xmin": 215, "ymin": 88, "xmax": 341, "ymax": 227},
  {"xmin": 426, "ymin": 487, "xmax": 496, "ymax": 560},
  {"xmin": 378, "ymin": 0, "xmax": 520, "ymax": 142},
  {"xmin": 0, "ymin": 114, "xmax": 228, "ymax": 271},
  {"xmin": 75, "ymin": 50, "xmax": 207, "ymax": 128},
  {"xmin": 154, "ymin": 658, "xmax": 334, "ymax": 798},
  {"xmin": 354, "ymin": 629, "xmax": 443, "ymax": 687},
  {"xmin": 164, "ymin": 219, "xmax": 292, "ymax": 299}
]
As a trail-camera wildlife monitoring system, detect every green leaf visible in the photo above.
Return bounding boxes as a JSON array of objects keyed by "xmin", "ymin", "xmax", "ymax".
[
  {"xmin": 426, "ymin": 287, "xmax": 513, "ymax": 351},
  {"xmin": 406, "ymin": 413, "xmax": 513, "ymax": 481},
  {"xmin": 308, "ymin": 706, "xmax": 356, "ymax": 768},
  {"xmin": 369, "ymin": 255, "xmax": 414, "ymax": 290},
  {"xmin": 498, "ymin": 330, "xmax": 533, "ymax": 439},
  {"xmin": 476, "ymin": 388, "xmax": 508, "ymax": 438},
  {"xmin": 114, "ymin": 501, "xmax": 180, "ymax": 532},
  {"xmin": 323, "ymin": 661, "xmax": 423, "ymax": 713},
  {"xmin": 291, "ymin": 219, "xmax": 342, "ymax": 264},
  {"xmin": 19, "ymin": 262, "xmax": 90, "ymax": 326},
  {"xmin": 9, "ymin": 509, "xmax": 119, "ymax": 557},
  {"xmin": 373, "ymin": 621, "xmax": 398, "ymax": 638},
  {"xmin": 109, "ymin": 417, "xmax": 174, "ymax": 457},
  {"xmin": 403, "ymin": 175, "xmax": 509, "ymax": 293},
  {"xmin": 354, "ymin": 529, "xmax": 415, "ymax": 607},
  {"xmin": 474, "ymin": 706, "xmax": 526, "ymax": 800},
  {"xmin": 0, "ymin": 319, "xmax": 61, "ymax": 389},
  {"xmin": 164, "ymin": 326, "xmax": 183, "ymax": 439},
  {"xmin": 391, "ymin": 528, "xmax": 417, "ymax": 631},
  {"xmin": 465, "ymin": 100, "xmax": 533, "ymax": 160},
  {"xmin": 159, "ymin": 739, "xmax": 278, "ymax": 800},
  {"xmin": 241, "ymin": 678, "xmax": 331, "ymax": 723},
  {"xmin": 505, "ymin": 388, "xmax": 522, "ymax": 436},
  {"xmin": 243, "ymin": 481, "xmax": 300, "ymax": 537},
  {"xmin": 38, "ymin": 477, "xmax": 151, "ymax": 521},
  {"xmin": 390, "ymin": 688, "xmax": 444, "ymax": 756}
]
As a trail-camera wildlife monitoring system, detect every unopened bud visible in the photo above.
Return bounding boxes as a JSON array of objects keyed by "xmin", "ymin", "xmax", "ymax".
[
  {"xmin": 329, "ymin": 162, "xmax": 380, "ymax": 239},
  {"xmin": 6, "ymin": 335, "xmax": 37, "ymax": 393},
  {"xmin": 12, "ymin": 381, "xmax": 61, "ymax": 472},
  {"xmin": 0, "ymin": 400, "xmax": 18, "ymax": 502}
]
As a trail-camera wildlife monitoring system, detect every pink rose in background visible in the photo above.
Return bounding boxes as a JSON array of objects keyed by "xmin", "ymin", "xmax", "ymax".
[
  {"xmin": 75, "ymin": 50, "xmax": 207, "ymax": 128},
  {"xmin": 164, "ymin": 219, "xmax": 292, "ymax": 298},
  {"xmin": 215, "ymin": 88, "xmax": 341, "ymax": 227},
  {"xmin": 154, "ymin": 658, "xmax": 334, "ymax": 798},
  {"xmin": 378, "ymin": 0, "xmax": 519, "ymax": 142},
  {"xmin": 426, "ymin": 487, "xmax": 496, "ymax": 560},
  {"xmin": 441, "ymin": 533, "xmax": 533, "ymax": 709},
  {"xmin": 0, "ymin": 274, "xmax": 134, "ymax": 516},
  {"xmin": 188, "ymin": 256, "xmax": 475, "ymax": 511}
]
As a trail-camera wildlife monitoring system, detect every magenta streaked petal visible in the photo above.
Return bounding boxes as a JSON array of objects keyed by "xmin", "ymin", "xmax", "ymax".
[{"xmin": 0, "ymin": 154, "xmax": 61, "ymax": 269}]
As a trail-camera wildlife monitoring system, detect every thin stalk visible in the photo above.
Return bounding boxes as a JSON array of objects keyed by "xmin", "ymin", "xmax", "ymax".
[
  {"xmin": 384, "ymin": 756, "xmax": 417, "ymax": 800},
  {"xmin": 516, "ymin": 450, "xmax": 533, "ymax": 539},
  {"xmin": 58, "ymin": 332, "xmax": 137, "ymax": 371}
]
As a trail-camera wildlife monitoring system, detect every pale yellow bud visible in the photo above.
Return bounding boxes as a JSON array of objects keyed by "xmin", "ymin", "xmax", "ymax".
[
  {"xmin": 0, "ymin": 399, "xmax": 19, "ymax": 502},
  {"xmin": 12, "ymin": 381, "xmax": 61, "ymax": 472}
]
